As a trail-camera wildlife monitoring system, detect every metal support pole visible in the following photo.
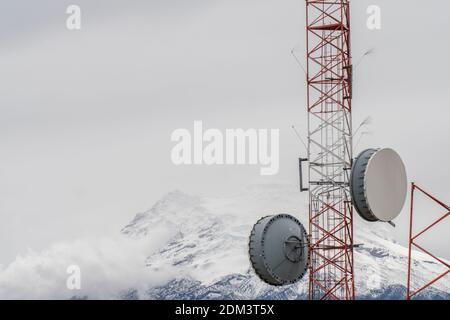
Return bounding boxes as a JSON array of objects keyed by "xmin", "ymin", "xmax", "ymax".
[{"xmin": 406, "ymin": 182, "xmax": 415, "ymax": 300}]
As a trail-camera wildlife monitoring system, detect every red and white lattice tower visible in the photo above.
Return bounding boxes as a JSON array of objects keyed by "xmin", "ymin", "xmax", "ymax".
[{"xmin": 305, "ymin": 0, "xmax": 355, "ymax": 300}]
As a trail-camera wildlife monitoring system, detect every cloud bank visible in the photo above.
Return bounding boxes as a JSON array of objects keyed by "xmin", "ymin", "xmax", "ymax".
[{"xmin": 0, "ymin": 230, "xmax": 176, "ymax": 299}]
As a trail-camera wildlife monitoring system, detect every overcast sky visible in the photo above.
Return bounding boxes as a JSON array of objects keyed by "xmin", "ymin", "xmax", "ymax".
[{"xmin": 1, "ymin": 0, "xmax": 449, "ymax": 265}]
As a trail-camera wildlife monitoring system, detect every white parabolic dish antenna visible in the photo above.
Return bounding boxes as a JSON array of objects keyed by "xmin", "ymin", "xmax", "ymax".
[{"xmin": 351, "ymin": 148, "xmax": 407, "ymax": 222}]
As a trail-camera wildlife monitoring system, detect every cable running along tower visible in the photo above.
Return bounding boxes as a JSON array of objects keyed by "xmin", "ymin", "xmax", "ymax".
[{"xmin": 306, "ymin": 0, "xmax": 354, "ymax": 300}]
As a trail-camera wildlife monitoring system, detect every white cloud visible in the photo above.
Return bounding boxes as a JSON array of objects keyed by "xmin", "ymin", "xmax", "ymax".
[{"xmin": 0, "ymin": 231, "xmax": 175, "ymax": 299}]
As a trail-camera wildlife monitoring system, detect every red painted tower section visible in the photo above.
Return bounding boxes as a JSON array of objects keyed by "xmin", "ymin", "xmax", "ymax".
[
  {"xmin": 407, "ymin": 183, "xmax": 450, "ymax": 299},
  {"xmin": 306, "ymin": 0, "xmax": 355, "ymax": 300}
]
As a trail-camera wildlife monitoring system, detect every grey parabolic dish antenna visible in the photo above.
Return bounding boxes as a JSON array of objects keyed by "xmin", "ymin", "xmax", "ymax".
[
  {"xmin": 351, "ymin": 148, "xmax": 407, "ymax": 222},
  {"xmin": 249, "ymin": 214, "xmax": 309, "ymax": 286}
]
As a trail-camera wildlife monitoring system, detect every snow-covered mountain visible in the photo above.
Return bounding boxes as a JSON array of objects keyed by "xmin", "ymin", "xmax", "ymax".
[{"xmin": 121, "ymin": 184, "xmax": 450, "ymax": 300}]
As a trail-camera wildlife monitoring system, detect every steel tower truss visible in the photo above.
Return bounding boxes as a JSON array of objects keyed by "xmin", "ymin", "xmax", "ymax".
[
  {"xmin": 407, "ymin": 183, "xmax": 450, "ymax": 300},
  {"xmin": 306, "ymin": 0, "xmax": 355, "ymax": 300}
]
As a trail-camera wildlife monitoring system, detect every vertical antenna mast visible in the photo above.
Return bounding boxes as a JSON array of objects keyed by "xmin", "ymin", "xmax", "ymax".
[{"xmin": 306, "ymin": 0, "xmax": 355, "ymax": 300}]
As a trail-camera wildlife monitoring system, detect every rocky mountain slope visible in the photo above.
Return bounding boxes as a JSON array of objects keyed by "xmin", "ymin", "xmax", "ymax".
[{"xmin": 121, "ymin": 184, "xmax": 450, "ymax": 300}]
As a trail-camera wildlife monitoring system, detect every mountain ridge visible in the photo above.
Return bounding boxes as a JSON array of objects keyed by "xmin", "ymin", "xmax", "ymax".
[{"xmin": 122, "ymin": 184, "xmax": 450, "ymax": 300}]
